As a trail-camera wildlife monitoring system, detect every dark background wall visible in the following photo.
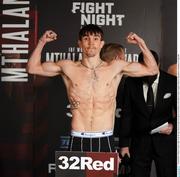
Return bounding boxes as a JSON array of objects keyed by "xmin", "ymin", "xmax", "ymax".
[{"xmin": 161, "ymin": 0, "xmax": 177, "ymax": 70}]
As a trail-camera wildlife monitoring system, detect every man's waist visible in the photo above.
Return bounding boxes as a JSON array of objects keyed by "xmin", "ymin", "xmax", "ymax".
[{"xmin": 71, "ymin": 130, "xmax": 113, "ymax": 138}]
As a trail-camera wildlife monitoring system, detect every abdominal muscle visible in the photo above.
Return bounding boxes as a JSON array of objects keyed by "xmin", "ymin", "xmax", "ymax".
[{"xmin": 69, "ymin": 85, "xmax": 116, "ymax": 132}]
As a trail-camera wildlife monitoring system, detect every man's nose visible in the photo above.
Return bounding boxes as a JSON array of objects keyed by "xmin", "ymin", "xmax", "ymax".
[{"xmin": 88, "ymin": 38, "xmax": 94, "ymax": 45}]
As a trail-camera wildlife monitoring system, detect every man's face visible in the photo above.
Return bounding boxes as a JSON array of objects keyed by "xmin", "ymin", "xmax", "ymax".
[{"xmin": 78, "ymin": 33, "xmax": 104, "ymax": 58}]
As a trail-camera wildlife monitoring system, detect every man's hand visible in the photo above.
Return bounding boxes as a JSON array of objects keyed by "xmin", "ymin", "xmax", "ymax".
[
  {"xmin": 159, "ymin": 123, "xmax": 173, "ymax": 135},
  {"xmin": 39, "ymin": 30, "xmax": 57, "ymax": 44},
  {"xmin": 120, "ymin": 147, "xmax": 130, "ymax": 157},
  {"xmin": 126, "ymin": 32, "xmax": 144, "ymax": 45}
]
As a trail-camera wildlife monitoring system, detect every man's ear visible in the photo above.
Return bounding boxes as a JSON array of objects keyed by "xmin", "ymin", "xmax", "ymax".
[
  {"xmin": 100, "ymin": 40, "xmax": 105, "ymax": 48},
  {"xmin": 78, "ymin": 40, "xmax": 82, "ymax": 48}
]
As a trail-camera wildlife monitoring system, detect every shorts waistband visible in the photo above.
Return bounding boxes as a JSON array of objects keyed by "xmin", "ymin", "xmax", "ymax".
[{"xmin": 71, "ymin": 130, "xmax": 113, "ymax": 138}]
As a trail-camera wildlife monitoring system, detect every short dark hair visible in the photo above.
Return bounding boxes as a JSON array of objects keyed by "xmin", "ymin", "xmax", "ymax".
[
  {"xmin": 100, "ymin": 43, "xmax": 125, "ymax": 62},
  {"xmin": 138, "ymin": 50, "xmax": 159, "ymax": 64},
  {"xmin": 79, "ymin": 24, "xmax": 104, "ymax": 41}
]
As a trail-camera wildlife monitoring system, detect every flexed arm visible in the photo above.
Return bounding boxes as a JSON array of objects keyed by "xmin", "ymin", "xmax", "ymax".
[
  {"xmin": 27, "ymin": 30, "xmax": 61, "ymax": 77},
  {"xmin": 121, "ymin": 32, "xmax": 159, "ymax": 77}
]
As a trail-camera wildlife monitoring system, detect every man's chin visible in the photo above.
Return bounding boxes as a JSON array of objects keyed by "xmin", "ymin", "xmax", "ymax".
[
  {"xmin": 87, "ymin": 55, "xmax": 96, "ymax": 58},
  {"xmin": 87, "ymin": 53, "xmax": 96, "ymax": 57}
]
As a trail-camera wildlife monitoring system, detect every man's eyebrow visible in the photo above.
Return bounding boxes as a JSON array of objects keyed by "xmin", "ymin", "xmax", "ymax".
[{"xmin": 94, "ymin": 33, "xmax": 101, "ymax": 36}]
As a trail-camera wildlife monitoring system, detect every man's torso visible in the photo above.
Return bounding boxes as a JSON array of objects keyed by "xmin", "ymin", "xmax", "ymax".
[{"xmin": 60, "ymin": 61, "xmax": 123, "ymax": 132}]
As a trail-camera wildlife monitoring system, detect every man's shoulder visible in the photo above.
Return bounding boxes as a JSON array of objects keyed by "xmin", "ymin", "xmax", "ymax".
[
  {"xmin": 109, "ymin": 59, "xmax": 128, "ymax": 66},
  {"xmin": 160, "ymin": 70, "xmax": 177, "ymax": 81},
  {"xmin": 56, "ymin": 59, "xmax": 77, "ymax": 67},
  {"xmin": 159, "ymin": 70, "xmax": 177, "ymax": 91},
  {"xmin": 108, "ymin": 59, "xmax": 129, "ymax": 74}
]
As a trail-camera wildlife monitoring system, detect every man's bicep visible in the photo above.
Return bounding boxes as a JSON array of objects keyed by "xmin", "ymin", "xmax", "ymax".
[
  {"xmin": 122, "ymin": 62, "xmax": 150, "ymax": 77},
  {"xmin": 39, "ymin": 61, "xmax": 61, "ymax": 76}
]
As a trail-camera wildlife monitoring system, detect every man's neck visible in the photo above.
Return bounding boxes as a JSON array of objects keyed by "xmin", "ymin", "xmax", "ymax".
[{"xmin": 81, "ymin": 57, "xmax": 102, "ymax": 69}]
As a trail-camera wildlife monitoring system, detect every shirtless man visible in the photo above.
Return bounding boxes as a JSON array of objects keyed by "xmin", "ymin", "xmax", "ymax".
[{"xmin": 27, "ymin": 24, "xmax": 158, "ymax": 152}]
